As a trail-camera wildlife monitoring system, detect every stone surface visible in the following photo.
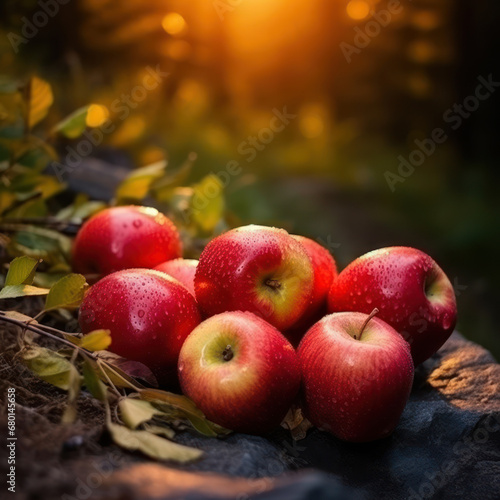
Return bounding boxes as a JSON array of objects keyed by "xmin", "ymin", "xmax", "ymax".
[
  {"xmin": 2, "ymin": 332, "xmax": 499, "ymax": 500},
  {"xmin": 96, "ymin": 332, "xmax": 500, "ymax": 500}
]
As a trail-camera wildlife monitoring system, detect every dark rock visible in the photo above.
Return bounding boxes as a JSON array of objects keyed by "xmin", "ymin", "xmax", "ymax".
[{"xmin": 3, "ymin": 332, "xmax": 499, "ymax": 500}]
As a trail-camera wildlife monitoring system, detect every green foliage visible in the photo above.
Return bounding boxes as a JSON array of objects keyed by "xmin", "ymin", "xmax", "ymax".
[
  {"xmin": 0, "ymin": 72, "xmax": 235, "ymax": 463},
  {"xmin": 44, "ymin": 274, "xmax": 88, "ymax": 311},
  {"xmin": 52, "ymin": 105, "xmax": 92, "ymax": 139},
  {"xmin": 22, "ymin": 345, "xmax": 76, "ymax": 391},
  {"xmin": 0, "ymin": 308, "xmax": 229, "ymax": 463}
]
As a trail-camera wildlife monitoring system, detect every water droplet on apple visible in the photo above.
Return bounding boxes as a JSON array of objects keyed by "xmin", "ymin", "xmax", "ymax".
[
  {"xmin": 133, "ymin": 219, "xmax": 142, "ymax": 228},
  {"xmin": 442, "ymin": 316, "xmax": 452, "ymax": 330}
]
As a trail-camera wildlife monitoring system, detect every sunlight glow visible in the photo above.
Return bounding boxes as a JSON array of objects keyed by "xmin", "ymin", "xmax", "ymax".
[
  {"xmin": 162, "ymin": 13, "xmax": 187, "ymax": 35},
  {"xmin": 346, "ymin": 1, "xmax": 371, "ymax": 21},
  {"xmin": 86, "ymin": 104, "xmax": 109, "ymax": 127}
]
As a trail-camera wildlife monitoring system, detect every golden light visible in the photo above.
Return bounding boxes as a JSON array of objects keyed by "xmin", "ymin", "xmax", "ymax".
[
  {"xmin": 110, "ymin": 115, "xmax": 146, "ymax": 146},
  {"xmin": 346, "ymin": 1, "xmax": 371, "ymax": 21},
  {"xmin": 163, "ymin": 40, "xmax": 191, "ymax": 61},
  {"xmin": 299, "ymin": 104, "xmax": 326, "ymax": 139},
  {"xmin": 162, "ymin": 13, "xmax": 187, "ymax": 36},
  {"xmin": 408, "ymin": 41, "xmax": 436, "ymax": 63},
  {"xmin": 86, "ymin": 104, "xmax": 109, "ymax": 127},
  {"xmin": 412, "ymin": 11, "xmax": 440, "ymax": 31}
]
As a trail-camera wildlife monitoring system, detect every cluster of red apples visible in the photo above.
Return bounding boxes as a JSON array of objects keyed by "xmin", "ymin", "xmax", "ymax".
[{"xmin": 75, "ymin": 206, "xmax": 457, "ymax": 442}]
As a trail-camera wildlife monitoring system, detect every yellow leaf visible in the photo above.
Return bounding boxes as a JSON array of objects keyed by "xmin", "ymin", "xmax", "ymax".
[
  {"xmin": 26, "ymin": 77, "xmax": 53, "ymax": 130},
  {"xmin": 190, "ymin": 174, "xmax": 225, "ymax": 234},
  {"xmin": 119, "ymin": 398, "xmax": 164, "ymax": 430},
  {"xmin": 78, "ymin": 329, "xmax": 112, "ymax": 351},
  {"xmin": 107, "ymin": 422, "xmax": 203, "ymax": 463},
  {"xmin": 0, "ymin": 284, "xmax": 49, "ymax": 299},
  {"xmin": 115, "ymin": 161, "xmax": 167, "ymax": 202}
]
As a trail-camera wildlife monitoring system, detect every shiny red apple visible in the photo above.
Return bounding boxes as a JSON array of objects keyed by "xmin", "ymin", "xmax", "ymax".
[
  {"xmin": 78, "ymin": 268, "xmax": 200, "ymax": 387},
  {"xmin": 298, "ymin": 311, "xmax": 414, "ymax": 442},
  {"xmin": 178, "ymin": 311, "xmax": 301, "ymax": 434},
  {"xmin": 285, "ymin": 235, "xmax": 338, "ymax": 344},
  {"xmin": 72, "ymin": 206, "xmax": 182, "ymax": 277},
  {"xmin": 154, "ymin": 258, "xmax": 198, "ymax": 297},
  {"xmin": 194, "ymin": 225, "xmax": 314, "ymax": 331},
  {"xmin": 328, "ymin": 246, "xmax": 457, "ymax": 365}
]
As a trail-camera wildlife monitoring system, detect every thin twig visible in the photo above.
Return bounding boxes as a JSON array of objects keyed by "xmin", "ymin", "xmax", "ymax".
[{"xmin": 0, "ymin": 312, "xmax": 95, "ymax": 357}]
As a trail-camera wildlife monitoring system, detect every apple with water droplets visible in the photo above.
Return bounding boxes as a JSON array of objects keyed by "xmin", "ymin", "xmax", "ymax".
[
  {"xmin": 298, "ymin": 310, "xmax": 414, "ymax": 442},
  {"xmin": 328, "ymin": 247, "xmax": 457, "ymax": 365},
  {"xmin": 194, "ymin": 225, "xmax": 314, "ymax": 331},
  {"xmin": 154, "ymin": 258, "xmax": 198, "ymax": 297},
  {"xmin": 79, "ymin": 269, "xmax": 200, "ymax": 387},
  {"xmin": 72, "ymin": 206, "xmax": 182, "ymax": 278},
  {"xmin": 285, "ymin": 235, "xmax": 338, "ymax": 345},
  {"xmin": 178, "ymin": 311, "xmax": 301, "ymax": 434}
]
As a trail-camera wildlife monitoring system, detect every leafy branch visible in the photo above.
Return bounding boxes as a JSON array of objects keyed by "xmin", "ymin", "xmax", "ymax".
[{"xmin": 0, "ymin": 256, "xmax": 230, "ymax": 463}]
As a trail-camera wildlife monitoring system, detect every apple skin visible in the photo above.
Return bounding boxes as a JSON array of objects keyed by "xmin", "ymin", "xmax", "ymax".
[
  {"xmin": 78, "ymin": 269, "xmax": 200, "ymax": 387},
  {"xmin": 327, "ymin": 247, "xmax": 457, "ymax": 365},
  {"xmin": 178, "ymin": 311, "xmax": 301, "ymax": 434},
  {"xmin": 72, "ymin": 206, "xmax": 182, "ymax": 277},
  {"xmin": 194, "ymin": 225, "xmax": 314, "ymax": 331},
  {"xmin": 298, "ymin": 312, "xmax": 414, "ymax": 442},
  {"xmin": 285, "ymin": 235, "xmax": 338, "ymax": 345},
  {"xmin": 154, "ymin": 259, "xmax": 198, "ymax": 297}
]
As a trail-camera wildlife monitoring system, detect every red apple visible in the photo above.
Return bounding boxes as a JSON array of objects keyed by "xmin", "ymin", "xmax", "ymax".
[
  {"xmin": 72, "ymin": 206, "xmax": 182, "ymax": 277},
  {"xmin": 298, "ymin": 310, "xmax": 414, "ymax": 442},
  {"xmin": 78, "ymin": 269, "xmax": 200, "ymax": 387},
  {"xmin": 178, "ymin": 311, "xmax": 301, "ymax": 434},
  {"xmin": 154, "ymin": 259, "xmax": 198, "ymax": 297},
  {"xmin": 328, "ymin": 246, "xmax": 457, "ymax": 365},
  {"xmin": 285, "ymin": 235, "xmax": 338, "ymax": 344},
  {"xmin": 194, "ymin": 225, "xmax": 314, "ymax": 331}
]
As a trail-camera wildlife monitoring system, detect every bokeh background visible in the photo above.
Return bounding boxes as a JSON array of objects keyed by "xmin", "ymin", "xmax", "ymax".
[{"xmin": 1, "ymin": 0, "xmax": 499, "ymax": 357}]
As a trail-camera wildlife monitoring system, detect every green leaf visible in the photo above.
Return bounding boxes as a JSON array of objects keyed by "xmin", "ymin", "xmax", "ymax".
[
  {"xmin": 139, "ymin": 388, "xmax": 230, "ymax": 437},
  {"xmin": 22, "ymin": 345, "xmax": 74, "ymax": 390},
  {"xmin": 190, "ymin": 174, "xmax": 225, "ymax": 234},
  {"xmin": 52, "ymin": 105, "xmax": 91, "ymax": 139},
  {"xmin": 150, "ymin": 153, "xmax": 195, "ymax": 201},
  {"xmin": 25, "ymin": 77, "xmax": 53, "ymax": 130},
  {"xmin": 61, "ymin": 364, "xmax": 82, "ymax": 424},
  {"xmin": 0, "ymin": 284, "xmax": 49, "ymax": 299},
  {"xmin": 115, "ymin": 160, "xmax": 167, "ymax": 202},
  {"xmin": 76, "ymin": 329, "xmax": 111, "ymax": 351},
  {"xmin": 4, "ymin": 256, "xmax": 40, "ymax": 286},
  {"xmin": 56, "ymin": 194, "xmax": 106, "ymax": 221},
  {"xmin": 7, "ymin": 226, "xmax": 72, "ymax": 265},
  {"xmin": 9, "ymin": 174, "xmax": 64, "ymax": 199},
  {"xmin": 44, "ymin": 274, "xmax": 88, "ymax": 311},
  {"xmin": 107, "ymin": 422, "xmax": 203, "ymax": 463},
  {"xmin": 82, "ymin": 357, "xmax": 107, "ymax": 401},
  {"xmin": 119, "ymin": 398, "xmax": 164, "ymax": 430}
]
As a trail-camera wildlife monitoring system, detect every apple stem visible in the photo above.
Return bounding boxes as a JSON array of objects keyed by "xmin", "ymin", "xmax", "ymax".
[
  {"xmin": 222, "ymin": 345, "xmax": 234, "ymax": 361},
  {"xmin": 356, "ymin": 308, "xmax": 380, "ymax": 341},
  {"xmin": 265, "ymin": 279, "xmax": 281, "ymax": 290}
]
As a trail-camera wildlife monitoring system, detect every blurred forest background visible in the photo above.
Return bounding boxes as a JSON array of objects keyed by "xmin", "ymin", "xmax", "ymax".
[{"xmin": 0, "ymin": 0, "xmax": 499, "ymax": 358}]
